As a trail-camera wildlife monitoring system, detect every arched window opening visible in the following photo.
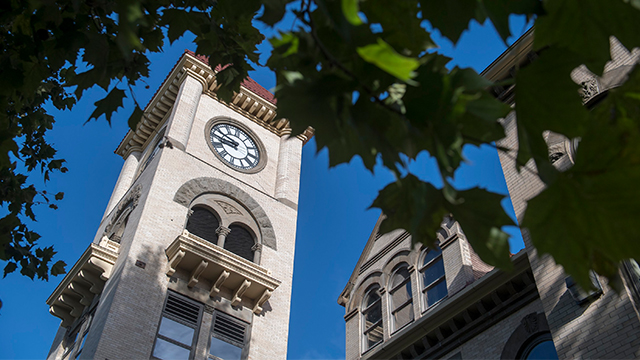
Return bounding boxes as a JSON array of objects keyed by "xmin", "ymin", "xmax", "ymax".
[
  {"xmin": 186, "ymin": 207, "xmax": 220, "ymax": 244},
  {"xmin": 389, "ymin": 266, "xmax": 414, "ymax": 332},
  {"xmin": 420, "ymin": 247, "xmax": 447, "ymax": 310},
  {"xmin": 224, "ymin": 224, "xmax": 255, "ymax": 262},
  {"xmin": 518, "ymin": 333, "xmax": 559, "ymax": 360},
  {"xmin": 362, "ymin": 286, "xmax": 383, "ymax": 352}
]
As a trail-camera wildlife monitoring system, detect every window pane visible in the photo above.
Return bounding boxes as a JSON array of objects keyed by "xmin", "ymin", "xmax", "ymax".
[
  {"xmin": 393, "ymin": 302, "xmax": 414, "ymax": 330},
  {"xmin": 426, "ymin": 279, "xmax": 448, "ymax": 307},
  {"xmin": 364, "ymin": 301, "xmax": 381, "ymax": 327},
  {"xmin": 423, "ymin": 248, "xmax": 442, "ymax": 266},
  {"xmin": 153, "ymin": 338, "xmax": 191, "ymax": 360},
  {"xmin": 186, "ymin": 207, "xmax": 220, "ymax": 244},
  {"xmin": 391, "ymin": 267, "xmax": 410, "ymax": 289},
  {"xmin": 365, "ymin": 291, "xmax": 380, "ymax": 308},
  {"xmin": 224, "ymin": 225, "xmax": 255, "ymax": 262},
  {"xmin": 391, "ymin": 282, "xmax": 412, "ymax": 309},
  {"xmin": 365, "ymin": 322, "xmax": 383, "ymax": 349},
  {"xmin": 158, "ymin": 317, "xmax": 195, "ymax": 346},
  {"xmin": 525, "ymin": 340, "xmax": 559, "ymax": 359},
  {"xmin": 210, "ymin": 336, "xmax": 242, "ymax": 360},
  {"xmin": 423, "ymin": 259, "xmax": 445, "ymax": 287}
]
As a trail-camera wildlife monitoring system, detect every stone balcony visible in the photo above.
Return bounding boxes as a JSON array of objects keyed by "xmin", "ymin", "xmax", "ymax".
[
  {"xmin": 165, "ymin": 231, "xmax": 280, "ymax": 314},
  {"xmin": 47, "ymin": 238, "xmax": 120, "ymax": 327}
]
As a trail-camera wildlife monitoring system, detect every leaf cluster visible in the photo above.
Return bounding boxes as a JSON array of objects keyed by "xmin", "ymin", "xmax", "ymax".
[
  {"xmin": 261, "ymin": 0, "xmax": 640, "ymax": 290},
  {"xmin": 0, "ymin": 0, "xmax": 266, "ymax": 280}
]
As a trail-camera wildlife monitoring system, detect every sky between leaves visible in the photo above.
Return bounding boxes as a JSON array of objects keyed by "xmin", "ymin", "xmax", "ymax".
[{"xmin": 0, "ymin": 13, "xmax": 528, "ymax": 360}]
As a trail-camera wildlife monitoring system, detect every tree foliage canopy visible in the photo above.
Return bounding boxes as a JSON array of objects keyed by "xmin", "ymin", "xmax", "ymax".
[{"xmin": 2, "ymin": 0, "xmax": 640, "ymax": 289}]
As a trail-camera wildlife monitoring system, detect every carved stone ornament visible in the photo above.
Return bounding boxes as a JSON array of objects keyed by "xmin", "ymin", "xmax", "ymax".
[
  {"xmin": 251, "ymin": 243, "xmax": 263, "ymax": 252},
  {"xmin": 173, "ymin": 177, "xmax": 277, "ymax": 250},
  {"xmin": 104, "ymin": 185, "xmax": 142, "ymax": 236},
  {"xmin": 521, "ymin": 313, "xmax": 539, "ymax": 334},
  {"xmin": 581, "ymin": 77, "xmax": 600, "ymax": 103},
  {"xmin": 216, "ymin": 226, "xmax": 231, "ymax": 237},
  {"xmin": 215, "ymin": 200, "xmax": 242, "ymax": 215},
  {"xmin": 204, "ymin": 304, "xmax": 215, "ymax": 314}
]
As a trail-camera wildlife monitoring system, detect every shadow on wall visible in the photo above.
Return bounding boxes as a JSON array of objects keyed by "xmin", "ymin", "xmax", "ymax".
[{"xmin": 548, "ymin": 283, "xmax": 640, "ymax": 358}]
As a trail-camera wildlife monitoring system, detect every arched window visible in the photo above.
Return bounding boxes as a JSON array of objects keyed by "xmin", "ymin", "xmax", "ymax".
[
  {"xmin": 362, "ymin": 286, "xmax": 383, "ymax": 352},
  {"xmin": 224, "ymin": 224, "xmax": 255, "ymax": 262},
  {"xmin": 186, "ymin": 207, "xmax": 220, "ymax": 244},
  {"xmin": 420, "ymin": 247, "xmax": 447, "ymax": 309},
  {"xmin": 389, "ymin": 265, "xmax": 413, "ymax": 332},
  {"xmin": 518, "ymin": 333, "xmax": 559, "ymax": 360}
]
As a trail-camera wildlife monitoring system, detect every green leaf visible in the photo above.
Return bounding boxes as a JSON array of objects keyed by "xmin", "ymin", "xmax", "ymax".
[
  {"xmin": 524, "ymin": 65, "xmax": 640, "ymax": 289},
  {"xmin": 514, "ymin": 49, "xmax": 588, "ymax": 175},
  {"xmin": 448, "ymin": 188, "xmax": 514, "ymax": 269},
  {"xmin": 342, "ymin": 0, "xmax": 364, "ymax": 25},
  {"xmin": 3, "ymin": 262, "xmax": 17, "ymax": 278},
  {"xmin": 88, "ymin": 88, "xmax": 127, "ymax": 124},
  {"xmin": 372, "ymin": 175, "xmax": 513, "ymax": 268},
  {"xmin": 357, "ymin": 38, "xmax": 420, "ymax": 82},
  {"xmin": 535, "ymin": 0, "xmax": 640, "ymax": 72},
  {"xmin": 51, "ymin": 260, "xmax": 66, "ymax": 276},
  {"xmin": 419, "ymin": 0, "xmax": 479, "ymax": 44},
  {"xmin": 127, "ymin": 105, "xmax": 144, "ymax": 130},
  {"xmin": 259, "ymin": 0, "xmax": 290, "ymax": 26},
  {"xmin": 54, "ymin": 192, "xmax": 64, "ymax": 200}
]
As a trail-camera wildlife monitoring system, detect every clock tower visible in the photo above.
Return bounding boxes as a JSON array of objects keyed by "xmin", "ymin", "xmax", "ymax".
[{"xmin": 45, "ymin": 51, "xmax": 312, "ymax": 360}]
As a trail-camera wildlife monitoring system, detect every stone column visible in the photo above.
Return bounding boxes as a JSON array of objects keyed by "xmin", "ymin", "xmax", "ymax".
[
  {"xmin": 216, "ymin": 226, "xmax": 231, "ymax": 248},
  {"xmin": 165, "ymin": 74, "xmax": 204, "ymax": 151},
  {"xmin": 103, "ymin": 150, "xmax": 141, "ymax": 219},
  {"xmin": 274, "ymin": 135, "xmax": 303, "ymax": 209}
]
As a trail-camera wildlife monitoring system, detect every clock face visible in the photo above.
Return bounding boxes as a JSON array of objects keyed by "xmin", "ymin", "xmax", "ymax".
[{"xmin": 209, "ymin": 123, "xmax": 261, "ymax": 170}]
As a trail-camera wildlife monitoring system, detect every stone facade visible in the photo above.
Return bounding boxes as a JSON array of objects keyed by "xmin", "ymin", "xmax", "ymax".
[
  {"xmin": 340, "ymin": 32, "xmax": 640, "ymax": 359},
  {"xmin": 46, "ymin": 51, "xmax": 309, "ymax": 360}
]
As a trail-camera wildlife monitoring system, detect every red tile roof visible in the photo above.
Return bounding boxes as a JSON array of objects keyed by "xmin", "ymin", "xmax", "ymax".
[{"xmin": 185, "ymin": 50, "xmax": 276, "ymax": 105}]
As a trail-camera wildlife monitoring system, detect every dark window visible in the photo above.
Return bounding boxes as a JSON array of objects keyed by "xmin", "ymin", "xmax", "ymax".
[
  {"xmin": 186, "ymin": 207, "xmax": 220, "ymax": 244},
  {"xmin": 153, "ymin": 292, "xmax": 202, "ymax": 360},
  {"xmin": 362, "ymin": 286, "xmax": 383, "ymax": 352},
  {"xmin": 519, "ymin": 333, "xmax": 559, "ymax": 360},
  {"xmin": 209, "ymin": 311, "xmax": 248, "ymax": 360},
  {"xmin": 389, "ymin": 266, "xmax": 413, "ymax": 332},
  {"xmin": 224, "ymin": 224, "xmax": 255, "ymax": 262},
  {"xmin": 420, "ymin": 248, "xmax": 447, "ymax": 309}
]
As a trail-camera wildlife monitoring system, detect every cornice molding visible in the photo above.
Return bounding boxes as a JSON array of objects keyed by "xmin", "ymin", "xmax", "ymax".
[{"xmin": 116, "ymin": 52, "xmax": 313, "ymax": 158}]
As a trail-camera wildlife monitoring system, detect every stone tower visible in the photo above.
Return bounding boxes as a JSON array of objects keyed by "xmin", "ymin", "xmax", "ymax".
[{"xmin": 45, "ymin": 51, "xmax": 312, "ymax": 360}]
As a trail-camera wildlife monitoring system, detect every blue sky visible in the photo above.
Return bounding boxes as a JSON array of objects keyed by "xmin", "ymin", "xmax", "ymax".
[{"xmin": 0, "ymin": 13, "xmax": 528, "ymax": 360}]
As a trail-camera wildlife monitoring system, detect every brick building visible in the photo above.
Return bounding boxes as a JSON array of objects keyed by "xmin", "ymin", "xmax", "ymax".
[
  {"xmin": 45, "ymin": 51, "xmax": 312, "ymax": 360},
  {"xmin": 339, "ymin": 30, "xmax": 640, "ymax": 360}
]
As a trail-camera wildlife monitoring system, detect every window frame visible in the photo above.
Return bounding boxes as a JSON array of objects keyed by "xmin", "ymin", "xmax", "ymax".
[
  {"xmin": 151, "ymin": 292, "xmax": 203, "ymax": 360},
  {"xmin": 388, "ymin": 265, "xmax": 414, "ymax": 333},
  {"xmin": 419, "ymin": 247, "xmax": 448, "ymax": 312},
  {"xmin": 207, "ymin": 310, "xmax": 251, "ymax": 360},
  {"xmin": 361, "ymin": 285, "xmax": 383, "ymax": 353}
]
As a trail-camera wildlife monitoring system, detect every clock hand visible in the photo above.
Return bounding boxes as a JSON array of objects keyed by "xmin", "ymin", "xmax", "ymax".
[
  {"xmin": 221, "ymin": 135, "xmax": 239, "ymax": 147},
  {"xmin": 215, "ymin": 135, "xmax": 239, "ymax": 149}
]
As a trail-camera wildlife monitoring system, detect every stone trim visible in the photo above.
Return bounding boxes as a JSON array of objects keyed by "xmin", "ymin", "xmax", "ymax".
[
  {"xmin": 165, "ymin": 232, "xmax": 281, "ymax": 314},
  {"xmin": 361, "ymin": 252, "xmax": 536, "ymax": 359},
  {"xmin": 501, "ymin": 312, "xmax": 551, "ymax": 359},
  {"xmin": 47, "ymin": 242, "xmax": 120, "ymax": 327},
  {"xmin": 173, "ymin": 177, "xmax": 276, "ymax": 250},
  {"xmin": 116, "ymin": 52, "xmax": 315, "ymax": 158},
  {"xmin": 359, "ymin": 231, "xmax": 411, "ymax": 275}
]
